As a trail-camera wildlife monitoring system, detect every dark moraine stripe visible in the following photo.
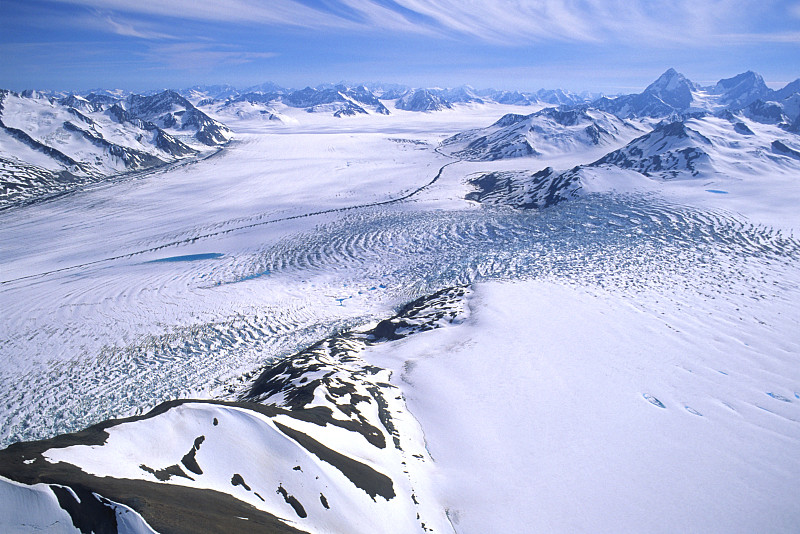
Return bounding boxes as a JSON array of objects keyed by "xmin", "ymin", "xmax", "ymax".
[{"xmin": 273, "ymin": 421, "xmax": 395, "ymax": 501}]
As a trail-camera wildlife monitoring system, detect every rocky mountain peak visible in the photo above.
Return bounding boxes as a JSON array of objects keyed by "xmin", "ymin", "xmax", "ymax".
[{"xmin": 643, "ymin": 68, "xmax": 695, "ymax": 109}]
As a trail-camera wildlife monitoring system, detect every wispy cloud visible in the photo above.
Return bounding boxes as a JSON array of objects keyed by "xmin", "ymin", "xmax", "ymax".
[
  {"xmin": 388, "ymin": 0, "xmax": 600, "ymax": 44},
  {"xmin": 142, "ymin": 42, "xmax": 277, "ymax": 70},
  {"xmin": 49, "ymin": 0, "xmax": 363, "ymax": 30},
  {"xmin": 716, "ymin": 31, "xmax": 800, "ymax": 43},
  {"xmin": 101, "ymin": 14, "xmax": 177, "ymax": 40},
  {"xmin": 47, "ymin": 0, "xmax": 794, "ymax": 48},
  {"xmin": 52, "ymin": 0, "xmax": 594, "ymax": 42},
  {"xmin": 384, "ymin": 0, "xmax": 768, "ymax": 46}
]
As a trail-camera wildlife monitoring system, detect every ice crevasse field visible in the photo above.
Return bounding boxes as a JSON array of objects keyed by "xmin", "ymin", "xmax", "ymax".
[{"xmin": 1, "ymin": 93, "xmax": 799, "ymax": 533}]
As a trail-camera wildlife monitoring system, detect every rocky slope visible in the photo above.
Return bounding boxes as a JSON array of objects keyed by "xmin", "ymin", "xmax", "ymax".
[
  {"xmin": 0, "ymin": 89, "xmax": 230, "ymax": 208},
  {"xmin": 0, "ymin": 287, "xmax": 471, "ymax": 534}
]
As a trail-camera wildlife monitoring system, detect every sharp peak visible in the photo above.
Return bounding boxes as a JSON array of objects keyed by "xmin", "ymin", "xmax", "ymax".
[
  {"xmin": 643, "ymin": 68, "xmax": 696, "ymax": 95},
  {"xmin": 646, "ymin": 68, "xmax": 692, "ymax": 86},
  {"xmin": 654, "ymin": 68, "xmax": 690, "ymax": 81}
]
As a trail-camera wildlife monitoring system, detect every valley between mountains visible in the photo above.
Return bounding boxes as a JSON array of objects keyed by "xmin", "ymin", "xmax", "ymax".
[{"xmin": 1, "ymin": 69, "xmax": 799, "ymax": 533}]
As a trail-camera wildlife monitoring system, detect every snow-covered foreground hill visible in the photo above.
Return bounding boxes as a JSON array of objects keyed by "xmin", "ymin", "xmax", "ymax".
[
  {"xmin": 369, "ymin": 280, "xmax": 800, "ymax": 533},
  {"xmin": 1, "ymin": 94, "xmax": 799, "ymax": 532}
]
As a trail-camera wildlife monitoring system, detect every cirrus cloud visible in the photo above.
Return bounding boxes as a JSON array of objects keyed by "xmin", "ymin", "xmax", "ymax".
[{"xmin": 49, "ymin": 0, "xmax": 797, "ymax": 47}]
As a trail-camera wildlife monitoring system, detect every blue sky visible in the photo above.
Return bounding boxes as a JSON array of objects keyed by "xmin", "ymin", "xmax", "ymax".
[{"xmin": 1, "ymin": 0, "xmax": 799, "ymax": 93}]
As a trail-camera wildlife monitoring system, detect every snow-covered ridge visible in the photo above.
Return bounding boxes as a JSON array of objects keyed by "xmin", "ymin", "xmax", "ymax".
[
  {"xmin": 183, "ymin": 82, "xmax": 598, "ymax": 119},
  {"xmin": 464, "ymin": 112, "xmax": 800, "ymax": 209},
  {"xmin": 179, "ymin": 82, "xmax": 596, "ymax": 111},
  {"xmin": 438, "ymin": 69, "xmax": 800, "ymax": 207},
  {"xmin": 441, "ymin": 107, "xmax": 644, "ymax": 161},
  {"xmin": 0, "ymin": 287, "xmax": 471, "ymax": 534},
  {"xmin": 0, "ymin": 89, "xmax": 230, "ymax": 208},
  {"xmin": 395, "ymin": 89, "xmax": 453, "ymax": 112},
  {"xmin": 465, "ymin": 167, "xmax": 581, "ymax": 209},
  {"xmin": 590, "ymin": 68, "xmax": 800, "ymax": 122},
  {"xmin": 592, "ymin": 120, "xmax": 714, "ymax": 179},
  {"xmin": 587, "ymin": 113, "xmax": 800, "ymax": 180}
]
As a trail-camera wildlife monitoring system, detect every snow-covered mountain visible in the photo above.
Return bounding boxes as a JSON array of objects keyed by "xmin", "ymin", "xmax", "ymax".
[
  {"xmin": 592, "ymin": 68, "xmax": 699, "ymax": 118},
  {"xmin": 459, "ymin": 106, "xmax": 800, "ymax": 209},
  {"xmin": 430, "ymin": 85, "xmax": 485, "ymax": 104},
  {"xmin": 591, "ymin": 120, "xmax": 713, "ymax": 179},
  {"xmin": 590, "ymin": 114, "xmax": 800, "ymax": 180},
  {"xmin": 186, "ymin": 82, "xmax": 597, "ymax": 117},
  {"xmin": 85, "ymin": 92, "xmax": 123, "ymax": 108},
  {"xmin": 465, "ymin": 167, "xmax": 581, "ymax": 209},
  {"xmin": 393, "ymin": 86, "xmax": 591, "ymax": 111},
  {"xmin": 742, "ymin": 93, "xmax": 800, "ymax": 132},
  {"xmin": 123, "ymin": 90, "xmax": 231, "ymax": 146},
  {"xmin": 709, "ymin": 71, "xmax": 771, "ymax": 109},
  {"xmin": 216, "ymin": 84, "xmax": 390, "ymax": 117},
  {"xmin": 395, "ymin": 89, "xmax": 453, "ymax": 112},
  {"xmin": 476, "ymin": 89, "xmax": 533, "ymax": 105},
  {"xmin": 377, "ymin": 87, "xmax": 410, "ymax": 101},
  {"xmin": 440, "ymin": 69, "xmax": 800, "ymax": 209},
  {"xmin": 441, "ymin": 107, "xmax": 643, "ymax": 160},
  {"xmin": 535, "ymin": 88, "xmax": 595, "ymax": 106},
  {"xmin": 208, "ymin": 98, "xmax": 289, "ymax": 124},
  {"xmin": 180, "ymin": 84, "xmax": 243, "ymax": 103},
  {"xmin": 246, "ymin": 81, "xmax": 290, "ymax": 95},
  {"xmin": 281, "ymin": 85, "xmax": 391, "ymax": 116},
  {"xmin": 0, "ymin": 89, "xmax": 230, "ymax": 207},
  {"xmin": 591, "ymin": 68, "xmax": 800, "ymax": 119},
  {"xmin": 0, "ymin": 287, "xmax": 469, "ymax": 534},
  {"xmin": 4, "ymin": 70, "xmax": 799, "ymax": 208},
  {"xmin": 79, "ymin": 88, "xmax": 131, "ymax": 100}
]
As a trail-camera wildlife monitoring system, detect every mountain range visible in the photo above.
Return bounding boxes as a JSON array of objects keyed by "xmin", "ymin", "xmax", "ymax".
[
  {"xmin": 0, "ymin": 89, "xmax": 230, "ymax": 207},
  {"xmin": 590, "ymin": 68, "xmax": 798, "ymax": 123},
  {"xmin": 438, "ymin": 69, "xmax": 800, "ymax": 208},
  {"xmin": 441, "ymin": 107, "xmax": 644, "ymax": 161},
  {"xmin": 3, "ymin": 68, "xmax": 799, "ymax": 210},
  {"xmin": 178, "ymin": 83, "xmax": 597, "ymax": 112}
]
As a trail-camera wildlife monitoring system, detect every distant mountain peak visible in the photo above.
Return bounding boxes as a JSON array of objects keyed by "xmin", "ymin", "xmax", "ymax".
[
  {"xmin": 395, "ymin": 89, "xmax": 452, "ymax": 112},
  {"xmin": 643, "ymin": 68, "xmax": 696, "ymax": 109},
  {"xmin": 715, "ymin": 70, "xmax": 763, "ymax": 85},
  {"xmin": 441, "ymin": 107, "xmax": 640, "ymax": 161},
  {"xmin": 772, "ymin": 79, "xmax": 799, "ymax": 101},
  {"xmin": 647, "ymin": 68, "xmax": 690, "ymax": 88},
  {"xmin": 711, "ymin": 71, "xmax": 770, "ymax": 108}
]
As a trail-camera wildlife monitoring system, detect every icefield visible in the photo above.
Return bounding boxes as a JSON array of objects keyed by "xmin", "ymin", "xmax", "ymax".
[{"xmin": 1, "ymin": 78, "xmax": 800, "ymax": 533}]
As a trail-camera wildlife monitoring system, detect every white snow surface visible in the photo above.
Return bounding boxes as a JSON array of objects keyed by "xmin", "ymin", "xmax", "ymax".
[
  {"xmin": 366, "ymin": 279, "xmax": 800, "ymax": 533},
  {"xmin": 43, "ymin": 401, "xmax": 449, "ymax": 534},
  {"xmin": 0, "ymin": 476, "xmax": 157, "ymax": 534},
  {"xmin": 0, "ymin": 477, "xmax": 79, "ymax": 533}
]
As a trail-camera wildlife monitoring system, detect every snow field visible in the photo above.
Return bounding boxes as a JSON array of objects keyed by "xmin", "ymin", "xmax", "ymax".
[{"xmin": 366, "ymin": 279, "xmax": 800, "ymax": 533}]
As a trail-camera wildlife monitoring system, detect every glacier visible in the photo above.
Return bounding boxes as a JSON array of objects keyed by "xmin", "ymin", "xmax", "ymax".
[{"xmin": 1, "ymin": 70, "xmax": 800, "ymax": 533}]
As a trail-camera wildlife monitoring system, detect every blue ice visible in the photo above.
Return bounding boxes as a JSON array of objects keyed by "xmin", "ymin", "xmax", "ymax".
[{"xmin": 148, "ymin": 253, "xmax": 224, "ymax": 263}]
